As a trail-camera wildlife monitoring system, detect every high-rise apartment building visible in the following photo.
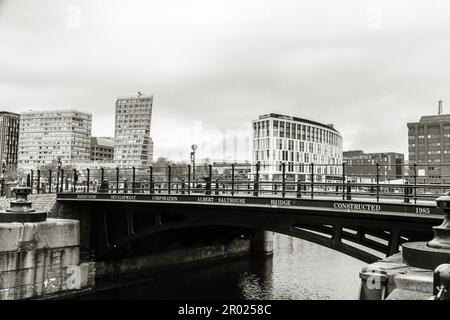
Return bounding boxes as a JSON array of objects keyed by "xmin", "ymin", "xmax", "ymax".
[
  {"xmin": 90, "ymin": 137, "xmax": 114, "ymax": 162},
  {"xmin": 18, "ymin": 110, "xmax": 92, "ymax": 170},
  {"xmin": 0, "ymin": 111, "xmax": 20, "ymax": 170},
  {"xmin": 252, "ymin": 113, "xmax": 343, "ymax": 183},
  {"xmin": 407, "ymin": 101, "xmax": 450, "ymax": 182},
  {"xmin": 114, "ymin": 94, "xmax": 153, "ymax": 167}
]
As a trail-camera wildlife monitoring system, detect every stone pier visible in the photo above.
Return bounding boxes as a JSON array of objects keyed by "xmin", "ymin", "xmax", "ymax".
[
  {"xmin": 358, "ymin": 252, "xmax": 434, "ymax": 300},
  {"xmin": 0, "ymin": 219, "xmax": 95, "ymax": 300},
  {"xmin": 359, "ymin": 192, "xmax": 450, "ymax": 300},
  {"xmin": 251, "ymin": 230, "xmax": 274, "ymax": 255},
  {"xmin": 0, "ymin": 187, "xmax": 95, "ymax": 300}
]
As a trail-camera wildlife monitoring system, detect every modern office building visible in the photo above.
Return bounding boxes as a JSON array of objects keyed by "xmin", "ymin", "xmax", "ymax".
[
  {"xmin": 114, "ymin": 93, "xmax": 153, "ymax": 167},
  {"xmin": 343, "ymin": 150, "xmax": 405, "ymax": 182},
  {"xmin": 0, "ymin": 111, "xmax": 20, "ymax": 171},
  {"xmin": 90, "ymin": 137, "xmax": 114, "ymax": 162},
  {"xmin": 407, "ymin": 101, "xmax": 450, "ymax": 183},
  {"xmin": 18, "ymin": 110, "xmax": 92, "ymax": 170},
  {"xmin": 252, "ymin": 113, "xmax": 343, "ymax": 183}
]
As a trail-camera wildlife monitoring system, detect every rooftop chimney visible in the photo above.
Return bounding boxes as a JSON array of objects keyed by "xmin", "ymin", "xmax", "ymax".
[{"xmin": 438, "ymin": 100, "xmax": 443, "ymax": 115}]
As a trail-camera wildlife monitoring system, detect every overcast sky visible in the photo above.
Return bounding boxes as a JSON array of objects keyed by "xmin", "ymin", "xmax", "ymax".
[{"xmin": 1, "ymin": 0, "xmax": 449, "ymax": 161}]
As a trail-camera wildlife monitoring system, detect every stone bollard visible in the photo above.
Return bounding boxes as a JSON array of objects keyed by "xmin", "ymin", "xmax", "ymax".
[
  {"xmin": 358, "ymin": 267, "xmax": 388, "ymax": 300},
  {"xmin": 433, "ymin": 264, "xmax": 450, "ymax": 300},
  {"xmin": 428, "ymin": 192, "xmax": 450, "ymax": 250},
  {"xmin": 403, "ymin": 192, "xmax": 450, "ymax": 270},
  {"xmin": 0, "ymin": 186, "xmax": 46, "ymax": 223}
]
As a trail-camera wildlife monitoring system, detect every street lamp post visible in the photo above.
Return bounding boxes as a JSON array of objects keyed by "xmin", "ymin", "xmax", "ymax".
[
  {"xmin": 191, "ymin": 144, "xmax": 197, "ymax": 183},
  {"xmin": 1, "ymin": 161, "xmax": 6, "ymax": 196},
  {"xmin": 56, "ymin": 156, "xmax": 62, "ymax": 192}
]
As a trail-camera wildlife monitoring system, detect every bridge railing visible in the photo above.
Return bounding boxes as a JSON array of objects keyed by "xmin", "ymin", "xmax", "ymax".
[{"xmin": 15, "ymin": 162, "xmax": 450, "ymax": 204}]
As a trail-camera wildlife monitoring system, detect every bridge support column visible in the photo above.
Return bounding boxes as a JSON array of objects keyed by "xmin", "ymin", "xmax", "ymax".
[
  {"xmin": 251, "ymin": 230, "xmax": 273, "ymax": 255},
  {"xmin": 0, "ymin": 187, "xmax": 95, "ymax": 300}
]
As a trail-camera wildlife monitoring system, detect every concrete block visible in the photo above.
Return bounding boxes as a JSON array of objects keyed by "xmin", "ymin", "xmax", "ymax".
[
  {"xmin": 42, "ymin": 272, "xmax": 62, "ymax": 295},
  {"xmin": 33, "ymin": 282, "xmax": 44, "ymax": 296},
  {"xmin": 34, "ymin": 219, "xmax": 80, "ymax": 249},
  {"xmin": 0, "ymin": 222, "xmax": 23, "ymax": 252},
  {"xmin": 393, "ymin": 272, "xmax": 433, "ymax": 294},
  {"xmin": 15, "ymin": 250, "xmax": 36, "ymax": 270},
  {"xmin": 14, "ymin": 284, "xmax": 35, "ymax": 300},
  {"xmin": 0, "ymin": 251, "xmax": 17, "ymax": 272},
  {"xmin": 0, "ymin": 219, "xmax": 79, "ymax": 252},
  {"xmin": 0, "ymin": 287, "xmax": 14, "ymax": 300},
  {"xmin": 61, "ymin": 247, "xmax": 80, "ymax": 268},
  {"xmin": 386, "ymin": 288, "xmax": 432, "ymax": 300},
  {"xmin": 0, "ymin": 267, "xmax": 36, "ymax": 288}
]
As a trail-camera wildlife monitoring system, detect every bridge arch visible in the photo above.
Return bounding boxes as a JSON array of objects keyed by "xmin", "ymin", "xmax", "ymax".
[
  {"xmin": 80, "ymin": 200, "xmax": 438, "ymax": 263},
  {"xmin": 97, "ymin": 219, "xmax": 383, "ymax": 263}
]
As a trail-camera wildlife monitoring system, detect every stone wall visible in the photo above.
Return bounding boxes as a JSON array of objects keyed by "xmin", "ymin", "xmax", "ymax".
[
  {"xmin": 0, "ymin": 219, "xmax": 95, "ymax": 300},
  {"xmin": 96, "ymin": 238, "xmax": 251, "ymax": 282}
]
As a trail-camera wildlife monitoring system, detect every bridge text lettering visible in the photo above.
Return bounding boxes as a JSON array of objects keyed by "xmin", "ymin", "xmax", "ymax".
[
  {"xmin": 152, "ymin": 196, "xmax": 178, "ymax": 201},
  {"xmin": 218, "ymin": 198, "xmax": 246, "ymax": 204},
  {"xmin": 111, "ymin": 195, "xmax": 136, "ymax": 200},
  {"xmin": 416, "ymin": 207, "xmax": 431, "ymax": 214},
  {"xmin": 270, "ymin": 200, "xmax": 292, "ymax": 206},
  {"xmin": 333, "ymin": 203, "xmax": 381, "ymax": 212},
  {"xmin": 76, "ymin": 195, "xmax": 97, "ymax": 199}
]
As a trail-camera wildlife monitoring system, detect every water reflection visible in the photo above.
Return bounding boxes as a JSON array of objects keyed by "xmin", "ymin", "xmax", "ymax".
[{"xmin": 77, "ymin": 233, "xmax": 366, "ymax": 300}]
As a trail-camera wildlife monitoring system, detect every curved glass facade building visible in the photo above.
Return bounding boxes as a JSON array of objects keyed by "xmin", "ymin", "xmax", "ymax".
[{"xmin": 252, "ymin": 113, "xmax": 343, "ymax": 182}]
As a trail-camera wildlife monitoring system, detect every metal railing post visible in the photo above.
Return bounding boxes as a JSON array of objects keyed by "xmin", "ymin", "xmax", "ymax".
[
  {"xmin": 342, "ymin": 163, "xmax": 346, "ymax": 200},
  {"xmin": 101, "ymin": 167, "xmax": 105, "ymax": 189},
  {"xmin": 404, "ymin": 180, "xmax": 410, "ymax": 204},
  {"xmin": 132, "ymin": 167, "xmax": 136, "ymax": 193},
  {"xmin": 37, "ymin": 170, "xmax": 41, "ymax": 194},
  {"xmin": 56, "ymin": 168, "xmax": 60, "ymax": 193},
  {"xmin": 414, "ymin": 163, "xmax": 417, "ymax": 204},
  {"xmin": 60, "ymin": 169, "xmax": 64, "ymax": 192},
  {"xmin": 207, "ymin": 164, "xmax": 212, "ymax": 195},
  {"xmin": 167, "ymin": 165, "xmax": 171, "ymax": 194},
  {"xmin": 346, "ymin": 180, "xmax": 352, "ymax": 200},
  {"xmin": 376, "ymin": 163, "xmax": 380, "ymax": 203},
  {"xmin": 65, "ymin": 176, "xmax": 69, "ymax": 192},
  {"xmin": 30, "ymin": 170, "xmax": 33, "ymax": 194},
  {"xmin": 0, "ymin": 178, "xmax": 4, "ymax": 196},
  {"xmin": 87, "ymin": 168, "xmax": 90, "ymax": 193},
  {"xmin": 150, "ymin": 166, "xmax": 154, "ymax": 194},
  {"xmin": 254, "ymin": 162, "xmax": 260, "ymax": 197},
  {"xmin": 48, "ymin": 169, "xmax": 52, "ymax": 194},
  {"xmin": 187, "ymin": 165, "xmax": 191, "ymax": 195},
  {"xmin": 116, "ymin": 167, "xmax": 119, "ymax": 193},
  {"xmin": 73, "ymin": 168, "xmax": 77, "ymax": 192},
  {"xmin": 297, "ymin": 179, "xmax": 302, "ymax": 198},
  {"xmin": 231, "ymin": 164, "xmax": 235, "ymax": 196},
  {"xmin": 282, "ymin": 162, "xmax": 286, "ymax": 198},
  {"xmin": 310, "ymin": 163, "xmax": 314, "ymax": 199}
]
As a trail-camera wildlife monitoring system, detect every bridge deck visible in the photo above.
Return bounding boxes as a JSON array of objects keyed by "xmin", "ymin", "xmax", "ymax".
[{"xmin": 57, "ymin": 191, "xmax": 443, "ymax": 217}]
